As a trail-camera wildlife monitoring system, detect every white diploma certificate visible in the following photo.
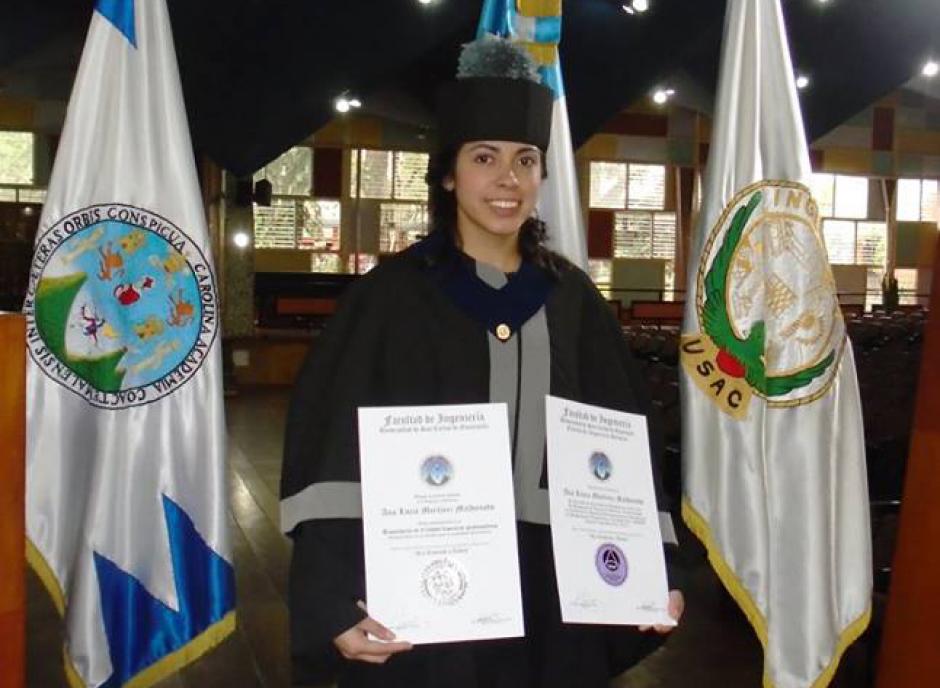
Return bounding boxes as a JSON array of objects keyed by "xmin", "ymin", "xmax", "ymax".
[
  {"xmin": 545, "ymin": 395, "xmax": 674, "ymax": 627},
  {"xmin": 358, "ymin": 403, "xmax": 524, "ymax": 644}
]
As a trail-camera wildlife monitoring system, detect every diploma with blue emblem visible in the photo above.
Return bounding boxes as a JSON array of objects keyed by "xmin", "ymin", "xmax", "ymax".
[
  {"xmin": 357, "ymin": 403, "xmax": 525, "ymax": 644},
  {"xmin": 545, "ymin": 395, "xmax": 674, "ymax": 627}
]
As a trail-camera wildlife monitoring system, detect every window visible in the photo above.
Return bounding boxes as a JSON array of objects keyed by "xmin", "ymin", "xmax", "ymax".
[
  {"xmin": 897, "ymin": 178, "xmax": 939, "ymax": 223},
  {"xmin": 310, "ymin": 253, "xmax": 342, "ymax": 273},
  {"xmin": 299, "ymin": 199, "xmax": 341, "ymax": 250},
  {"xmin": 347, "ymin": 253, "xmax": 378, "ymax": 274},
  {"xmin": 588, "ymin": 259, "xmax": 612, "ymax": 287},
  {"xmin": 812, "ymin": 173, "xmax": 885, "ymax": 309},
  {"xmin": 0, "ymin": 187, "xmax": 47, "ymax": 203},
  {"xmin": 587, "ymin": 260, "xmax": 612, "ymax": 299},
  {"xmin": 589, "ymin": 162, "xmax": 666, "ymax": 211},
  {"xmin": 810, "ymin": 173, "xmax": 869, "ymax": 219},
  {"xmin": 589, "ymin": 162, "xmax": 626, "ymax": 209},
  {"xmin": 350, "ymin": 149, "xmax": 430, "ymax": 255},
  {"xmin": 252, "ymin": 147, "xmax": 343, "ymax": 271},
  {"xmin": 0, "ymin": 131, "xmax": 34, "ymax": 185},
  {"xmin": 254, "ymin": 147, "xmax": 311, "ymax": 196},
  {"xmin": 589, "ymin": 162, "xmax": 675, "ymax": 299},
  {"xmin": 821, "ymin": 220, "xmax": 857, "ymax": 264},
  {"xmin": 350, "ymin": 149, "xmax": 429, "ymax": 202},
  {"xmin": 613, "ymin": 211, "xmax": 677, "ymax": 300},
  {"xmin": 254, "ymin": 199, "xmax": 297, "ymax": 249},
  {"xmin": 393, "ymin": 152, "xmax": 430, "ymax": 201},
  {"xmin": 379, "ymin": 203, "xmax": 427, "ymax": 253},
  {"xmin": 894, "ymin": 269, "xmax": 920, "ymax": 306}
]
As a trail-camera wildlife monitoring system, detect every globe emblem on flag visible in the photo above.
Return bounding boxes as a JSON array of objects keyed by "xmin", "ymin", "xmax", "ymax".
[
  {"xmin": 420, "ymin": 455, "xmax": 453, "ymax": 487},
  {"xmin": 588, "ymin": 451, "xmax": 612, "ymax": 481},
  {"xmin": 681, "ymin": 181, "xmax": 844, "ymax": 418},
  {"xmin": 23, "ymin": 204, "xmax": 219, "ymax": 409},
  {"xmin": 595, "ymin": 543, "xmax": 628, "ymax": 586}
]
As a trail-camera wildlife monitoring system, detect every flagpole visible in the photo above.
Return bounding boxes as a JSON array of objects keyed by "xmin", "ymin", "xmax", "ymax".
[
  {"xmin": 875, "ymin": 240, "xmax": 940, "ymax": 687},
  {"xmin": 0, "ymin": 312, "xmax": 26, "ymax": 688}
]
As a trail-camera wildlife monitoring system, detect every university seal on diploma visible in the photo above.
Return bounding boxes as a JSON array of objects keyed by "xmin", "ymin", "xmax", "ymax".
[{"xmin": 358, "ymin": 403, "xmax": 524, "ymax": 644}]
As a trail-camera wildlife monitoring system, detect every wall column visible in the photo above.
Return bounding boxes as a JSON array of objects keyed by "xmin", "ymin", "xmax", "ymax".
[{"xmin": 875, "ymin": 228, "xmax": 940, "ymax": 687}]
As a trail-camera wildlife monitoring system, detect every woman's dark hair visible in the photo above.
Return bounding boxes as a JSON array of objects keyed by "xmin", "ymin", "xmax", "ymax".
[{"xmin": 424, "ymin": 145, "xmax": 571, "ymax": 277}]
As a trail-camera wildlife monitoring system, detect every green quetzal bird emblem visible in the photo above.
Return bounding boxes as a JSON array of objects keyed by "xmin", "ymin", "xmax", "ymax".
[{"xmin": 701, "ymin": 191, "xmax": 836, "ymax": 397}]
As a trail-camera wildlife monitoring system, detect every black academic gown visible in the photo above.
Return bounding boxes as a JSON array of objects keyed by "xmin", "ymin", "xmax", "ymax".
[{"xmin": 281, "ymin": 234, "xmax": 680, "ymax": 688}]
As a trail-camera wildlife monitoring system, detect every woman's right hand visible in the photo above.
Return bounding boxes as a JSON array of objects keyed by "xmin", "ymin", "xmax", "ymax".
[{"xmin": 332, "ymin": 601, "xmax": 413, "ymax": 664}]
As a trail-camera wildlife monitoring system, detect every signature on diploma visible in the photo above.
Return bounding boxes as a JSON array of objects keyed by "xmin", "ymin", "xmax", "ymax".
[
  {"xmin": 637, "ymin": 601, "xmax": 666, "ymax": 613},
  {"xmin": 571, "ymin": 594, "xmax": 599, "ymax": 609},
  {"xmin": 471, "ymin": 613, "xmax": 511, "ymax": 626}
]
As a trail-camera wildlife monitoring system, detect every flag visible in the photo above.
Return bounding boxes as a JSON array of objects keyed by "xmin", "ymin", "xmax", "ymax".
[
  {"xmin": 22, "ymin": 1, "xmax": 235, "ymax": 686},
  {"xmin": 679, "ymin": 1, "xmax": 872, "ymax": 686},
  {"xmin": 476, "ymin": 0, "xmax": 588, "ymax": 268}
]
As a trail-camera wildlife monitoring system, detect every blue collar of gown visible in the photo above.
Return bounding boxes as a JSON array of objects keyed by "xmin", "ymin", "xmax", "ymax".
[{"xmin": 412, "ymin": 231, "xmax": 555, "ymax": 340}]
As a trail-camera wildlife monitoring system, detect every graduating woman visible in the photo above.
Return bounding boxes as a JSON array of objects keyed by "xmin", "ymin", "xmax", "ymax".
[{"xmin": 281, "ymin": 37, "xmax": 684, "ymax": 688}]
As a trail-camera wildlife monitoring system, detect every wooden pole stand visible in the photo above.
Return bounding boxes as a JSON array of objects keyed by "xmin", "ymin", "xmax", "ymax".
[{"xmin": 0, "ymin": 312, "xmax": 26, "ymax": 688}]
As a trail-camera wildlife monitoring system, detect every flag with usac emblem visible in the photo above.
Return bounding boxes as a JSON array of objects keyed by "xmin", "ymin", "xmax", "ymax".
[{"xmin": 679, "ymin": 1, "xmax": 872, "ymax": 687}]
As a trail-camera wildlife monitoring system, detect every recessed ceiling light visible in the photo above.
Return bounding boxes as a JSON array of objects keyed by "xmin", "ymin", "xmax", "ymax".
[
  {"xmin": 335, "ymin": 97, "xmax": 351, "ymax": 113},
  {"xmin": 652, "ymin": 89, "xmax": 669, "ymax": 105},
  {"xmin": 348, "ymin": 98, "xmax": 362, "ymax": 108},
  {"xmin": 632, "ymin": 0, "xmax": 649, "ymax": 12},
  {"xmin": 796, "ymin": 74, "xmax": 810, "ymax": 89},
  {"xmin": 233, "ymin": 232, "xmax": 251, "ymax": 249},
  {"xmin": 923, "ymin": 61, "xmax": 939, "ymax": 78},
  {"xmin": 418, "ymin": 0, "xmax": 434, "ymax": 5}
]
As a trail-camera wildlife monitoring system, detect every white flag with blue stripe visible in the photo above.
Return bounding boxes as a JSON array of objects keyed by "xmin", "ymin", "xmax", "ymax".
[
  {"xmin": 23, "ymin": 1, "xmax": 235, "ymax": 686},
  {"xmin": 477, "ymin": 0, "xmax": 587, "ymax": 268}
]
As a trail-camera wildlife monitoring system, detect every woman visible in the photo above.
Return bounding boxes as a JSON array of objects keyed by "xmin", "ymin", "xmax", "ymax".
[{"xmin": 281, "ymin": 38, "xmax": 684, "ymax": 688}]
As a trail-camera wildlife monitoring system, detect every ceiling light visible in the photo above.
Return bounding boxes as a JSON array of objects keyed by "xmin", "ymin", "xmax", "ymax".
[
  {"xmin": 334, "ymin": 97, "xmax": 351, "ymax": 113},
  {"xmin": 652, "ymin": 89, "xmax": 669, "ymax": 105},
  {"xmin": 348, "ymin": 98, "xmax": 362, "ymax": 108},
  {"xmin": 622, "ymin": 0, "xmax": 648, "ymax": 14},
  {"xmin": 795, "ymin": 74, "xmax": 810, "ymax": 89},
  {"xmin": 418, "ymin": 0, "xmax": 433, "ymax": 5},
  {"xmin": 233, "ymin": 232, "xmax": 251, "ymax": 249},
  {"xmin": 923, "ymin": 61, "xmax": 939, "ymax": 78}
]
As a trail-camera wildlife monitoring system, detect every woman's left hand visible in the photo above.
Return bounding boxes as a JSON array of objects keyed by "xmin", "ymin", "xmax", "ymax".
[{"xmin": 638, "ymin": 589, "xmax": 684, "ymax": 634}]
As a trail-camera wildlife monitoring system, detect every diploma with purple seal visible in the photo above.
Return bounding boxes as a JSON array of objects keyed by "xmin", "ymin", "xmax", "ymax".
[{"xmin": 545, "ymin": 396, "xmax": 674, "ymax": 627}]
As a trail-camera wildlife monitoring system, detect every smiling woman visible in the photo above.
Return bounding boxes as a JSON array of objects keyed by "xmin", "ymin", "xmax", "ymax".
[{"xmin": 280, "ymin": 35, "xmax": 684, "ymax": 688}]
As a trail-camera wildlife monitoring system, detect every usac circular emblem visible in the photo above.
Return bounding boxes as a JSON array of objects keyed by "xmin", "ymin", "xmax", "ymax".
[{"xmin": 680, "ymin": 181, "xmax": 845, "ymax": 418}]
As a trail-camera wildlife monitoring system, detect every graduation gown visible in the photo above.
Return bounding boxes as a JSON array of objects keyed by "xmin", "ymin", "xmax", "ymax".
[{"xmin": 280, "ymin": 233, "xmax": 681, "ymax": 687}]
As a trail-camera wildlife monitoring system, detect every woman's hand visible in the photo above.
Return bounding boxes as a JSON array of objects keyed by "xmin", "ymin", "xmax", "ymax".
[
  {"xmin": 333, "ymin": 601, "xmax": 413, "ymax": 664},
  {"xmin": 638, "ymin": 589, "xmax": 685, "ymax": 634}
]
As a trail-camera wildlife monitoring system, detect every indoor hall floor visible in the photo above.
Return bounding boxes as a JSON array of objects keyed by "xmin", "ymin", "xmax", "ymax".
[{"xmin": 26, "ymin": 387, "xmax": 876, "ymax": 688}]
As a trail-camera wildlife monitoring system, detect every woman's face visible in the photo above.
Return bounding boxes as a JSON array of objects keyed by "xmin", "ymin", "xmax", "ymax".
[{"xmin": 445, "ymin": 140, "xmax": 543, "ymax": 242}]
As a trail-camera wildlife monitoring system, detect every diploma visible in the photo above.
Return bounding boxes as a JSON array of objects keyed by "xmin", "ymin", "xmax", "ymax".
[
  {"xmin": 545, "ymin": 395, "xmax": 674, "ymax": 627},
  {"xmin": 358, "ymin": 403, "xmax": 524, "ymax": 644}
]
